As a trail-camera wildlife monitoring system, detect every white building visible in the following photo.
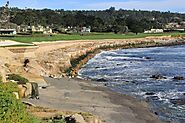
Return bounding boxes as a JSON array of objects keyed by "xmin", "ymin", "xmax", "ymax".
[
  {"xmin": 144, "ymin": 29, "xmax": 163, "ymax": 34},
  {"xmin": 81, "ymin": 27, "xmax": 91, "ymax": 33},
  {"xmin": 0, "ymin": 29, "xmax": 16, "ymax": 35}
]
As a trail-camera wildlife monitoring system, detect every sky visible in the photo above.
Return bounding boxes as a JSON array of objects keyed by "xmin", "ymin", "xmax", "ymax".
[{"xmin": 0, "ymin": 0, "xmax": 185, "ymax": 13}]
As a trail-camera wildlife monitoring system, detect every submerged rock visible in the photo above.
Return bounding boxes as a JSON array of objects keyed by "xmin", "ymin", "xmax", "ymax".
[
  {"xmin": 95, "ymin": 78, "xmax": 108, "ymax": 82},
  {"xmin": 173, "ymin": 76, "xmax": 185, "ymax": 80},
  {"xmin": 146, "ymin": 96, "xmax": 159, "ymax": 102},
  {"xmin": 145, "ymin": 92, "xmax": 155, "ymax": 95},
  {"xmin": 104, "ymin": 83, "xmax": 108, "ymax": 86},
  {"xmin": 143, "ymin": 56, "xmax": 152, "ymax": 60},
  {"xmin": 150, "ymin": 74, "xmax": 167, "ymax": 79},
  {"xmin": 170, "ymin": 98, "xmax": 185, "ymax": 105}
]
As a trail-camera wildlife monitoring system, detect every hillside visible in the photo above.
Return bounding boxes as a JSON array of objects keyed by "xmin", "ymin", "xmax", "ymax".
[{"xmin": 4, "ymin": 7, "xmax": 185, "ymax": 33}]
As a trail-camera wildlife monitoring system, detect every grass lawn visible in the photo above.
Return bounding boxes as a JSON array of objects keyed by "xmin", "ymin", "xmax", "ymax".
[{"xmin": 0, "ymin": 32, "xmax": 185, "ymax": 43}]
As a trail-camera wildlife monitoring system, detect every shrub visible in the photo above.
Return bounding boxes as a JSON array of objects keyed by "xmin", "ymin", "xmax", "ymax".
[
  {"xmin": 0, "ymin": 75, "xmax": 2, "ymax": 83},
  {"xmin": 8, "ymin": 74, "xmax": 29, "ymax": 84},
  {"xmin": 0, "ymin": 82, "xmax": 18, "ymax": 92},
  {"xmin": 0, "ymin": 82, "xmax": 40, "ymax": 123}
]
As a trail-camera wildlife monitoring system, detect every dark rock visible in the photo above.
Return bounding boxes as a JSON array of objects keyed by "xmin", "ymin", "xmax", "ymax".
[
  {"xmin": 154, "ymin": 112, "xmax": 158, "ymax": 115},
  {"xmin": 143, "ymin": 57, "xmax": 152, "ymax": 60},
  {"xmin": 175, "ymin": 82, "xmax": 185, "ymax": 85},
  {"xmin": 49, "ymin": 75, "xmax": 54, "ymax": 78},
  {"xmin": 170, "ymin": 98, "xmax": 185, "ymax": 105},
  {"xmin": 65, "ymin": 116, "xmax": 76, "ymax": 123},
  {"xmin": 53, "ymin": 115, "xmax": 64, "ymax": 120},
  {"xmin": 104, "ymin": 83, "xmax": 108, "ymax": 86},
  {"xmin": 150, "ymin": 74, "xmax": 167, "ymax": 79},
  {"xmin": 23, "ymin": 59, "xmax": 30, "ymax": 67},
  {"xmin": 145, "ymin": 92, "xmax": 155, "ymax": 95},
  {"xmin": 31, "ymin": 82, "xmax": 39, "ymax": 99},
  {"xmin": 41, "ymin": 86, "xmax": 47, "ymax": 89},
  {"xmin": 173, "ymin": 76, "xmax": 185, "ymax": 80},
  {"xmin": 96, "ymin": 78, "xmax": 108, "ymax": 82},
  {"xmin": 146, "ymin": 96, "xmax": 159, "ymax": 101}
]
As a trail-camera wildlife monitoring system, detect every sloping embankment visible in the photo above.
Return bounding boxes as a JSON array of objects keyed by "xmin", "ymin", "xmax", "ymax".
[
  {"xmin": 1, "ymin": 36, "xmax": 185, "ymax": 84},
  {"xmin": 33, "ymin": 36, "xmax": 185, "ymax": 78}
]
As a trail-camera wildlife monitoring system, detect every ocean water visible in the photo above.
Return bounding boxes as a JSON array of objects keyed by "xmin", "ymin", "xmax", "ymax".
[{"xmin": 78, "ymin": 45, "xmax": 185, "ymax": 123}]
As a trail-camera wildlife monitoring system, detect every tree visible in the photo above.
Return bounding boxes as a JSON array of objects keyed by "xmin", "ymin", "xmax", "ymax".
[
  {"xmin": 126, "ymin": 17, "xmax": 144, "ymax": 34},
  {"xmin": 6, "ymin": 6, "xmax": 185, "ymax": 33}
]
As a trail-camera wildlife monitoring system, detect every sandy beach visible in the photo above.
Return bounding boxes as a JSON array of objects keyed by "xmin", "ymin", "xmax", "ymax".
[{"xmin": 24, "ymin": 77, "xmax": 164, "ymax": 123}]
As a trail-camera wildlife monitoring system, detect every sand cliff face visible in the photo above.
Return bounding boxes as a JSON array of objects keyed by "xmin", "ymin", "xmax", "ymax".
[{"xmin": 1, "ymin": 36, "xmax": 184, "ymax": 85}]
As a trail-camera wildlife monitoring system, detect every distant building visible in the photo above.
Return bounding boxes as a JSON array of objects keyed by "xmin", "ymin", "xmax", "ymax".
[
  {"xmin": 0, "ymin": 29, "xmax": 16, "ymax": 35},
  {"xmin": 0, "ymin": 1, "xmax": 17, "ymax": 36},
  {"xmin": 164, "ymin": 22, "xmax": 185, "ymax": 32},
  {"xmin": 165, "ymin": 23, "xmax": 181, "ymax": 29},
  {"xmin": 144, "ymin": 29, "xmax": 163, "ymax": 34},
  {"xmin": 81, "ymin": 27, "xmax": 91, "ymax": 33},
  {"xmin": 31, "ymin": 25, "xmax": 44, "ymax": 33},
  {"xmin": 17, "ymin": 25, "xmax": 29, "ymax": 33},
  {"xmin": 17, "ymin": 25, "xmax": 52, "ymax": 34},
  {"xmin": 43, "ymin": 26, "xmax": 53, "ymax": 34},
  {"xmin": 31, "ymin": 25, "xmax": 52, "ymax": 34},
  {"xmin": 180, "ymin": 21, "xmax": 185, "ymax": 25}
]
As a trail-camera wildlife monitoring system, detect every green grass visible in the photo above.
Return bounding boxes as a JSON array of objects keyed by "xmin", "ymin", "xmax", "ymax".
[
  {"xmin": 0, "ymin": 32, "xmax": 185, "ymax": 43},
  {"xmin": 0, "ymin": 82, "xmax": 41, "ymax": 123},
  {"xmin": 1, "ymin": 44, "xmax": 35, "ymax": 48}
]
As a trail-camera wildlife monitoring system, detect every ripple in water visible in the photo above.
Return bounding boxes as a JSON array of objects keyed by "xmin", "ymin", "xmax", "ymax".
[{"xmin": 78, "ymin": 45, "xmax": 185, "ymax": 123}]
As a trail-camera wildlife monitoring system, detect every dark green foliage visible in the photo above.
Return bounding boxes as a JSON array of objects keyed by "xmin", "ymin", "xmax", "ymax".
[
  {"xmin": 0, "ymin": 75, "xmax": 2, "ymax": 83},
  {"xmin": 7, "ymin": 7, "xmax": 185, "ymax": 33},
  {"xmin": 8, "ymin": 74, "xmax": 29, "ymax": 84},
  {"xmin": 70, "ymin": 51, "xmax": 94, "ymax": 68}
]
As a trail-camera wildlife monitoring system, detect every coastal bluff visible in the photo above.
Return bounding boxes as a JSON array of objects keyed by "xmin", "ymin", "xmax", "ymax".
[
  {"xmin": 0, "ymin": 36, "xmax": 184, "ymax": 86},
  {"xmin": 0, "ymin": 36, "xmax": 183, "ymax": 122}
]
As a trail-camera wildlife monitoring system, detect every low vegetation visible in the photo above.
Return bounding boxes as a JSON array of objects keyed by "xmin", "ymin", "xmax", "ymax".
[
  {"xmin": 0, "ymin": 75, "xmax": 2, "ymax": 83},
  {"xmin": 0, "ymin": 82, "xmax": 41, "ymax": 123},
  {"xmin": 7, "ymin": 74, "xmax": 29, "ymax": 84}
]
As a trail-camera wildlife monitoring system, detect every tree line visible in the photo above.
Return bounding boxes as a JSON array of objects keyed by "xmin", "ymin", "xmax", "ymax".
[{"xmin": 4, "ymin": 7, "xmax": 185, "ymax": 33}]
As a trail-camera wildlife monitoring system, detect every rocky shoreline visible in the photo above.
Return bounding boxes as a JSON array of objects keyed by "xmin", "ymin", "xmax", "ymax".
[
  {"xmin": 1, "ymin": 36, "xmax": 185, "ymax": 123},
  {"xmin": 1, "ymin": 36, "xmax": 184, "ymax": 83},
  {"xmin": 66, "ymin": 37, "xmax": 185, "ymax": 77}
]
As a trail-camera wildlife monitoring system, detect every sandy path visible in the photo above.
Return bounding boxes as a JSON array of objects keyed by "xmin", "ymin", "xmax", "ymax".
[
  {"xmin": 0, "ymin": 40, "xmax": 32, "ymax": 46},
  {"xmin": 24, "ymin": 77, "xmax": 164, "ymax": 123}
]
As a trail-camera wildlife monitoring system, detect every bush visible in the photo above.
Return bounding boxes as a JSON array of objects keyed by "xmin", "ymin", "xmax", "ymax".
[
  {"xmin": 0, "ymin": 75, "xmax": 2, "ymax": 83},
  {"xmin": 0, "ymin": 82, "xmax": 18, "ymax": 92},
  {"xmin": 8, "ymin": 74, "xmax": 29, "ymax": 84},
  {"xmin": 0, "ymin": 82, "xmax": 40, "ymax": 123}
]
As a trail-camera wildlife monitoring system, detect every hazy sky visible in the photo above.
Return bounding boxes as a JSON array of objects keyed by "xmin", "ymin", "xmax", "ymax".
[{"xmin": 1, "ymin": 0, "xmax": 185, "ymax": 13}]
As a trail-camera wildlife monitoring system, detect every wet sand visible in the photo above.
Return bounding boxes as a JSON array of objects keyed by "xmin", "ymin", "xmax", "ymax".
[{"xmin": 24, "ymin": 77, "xmax": 164, "ymax": 123}]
